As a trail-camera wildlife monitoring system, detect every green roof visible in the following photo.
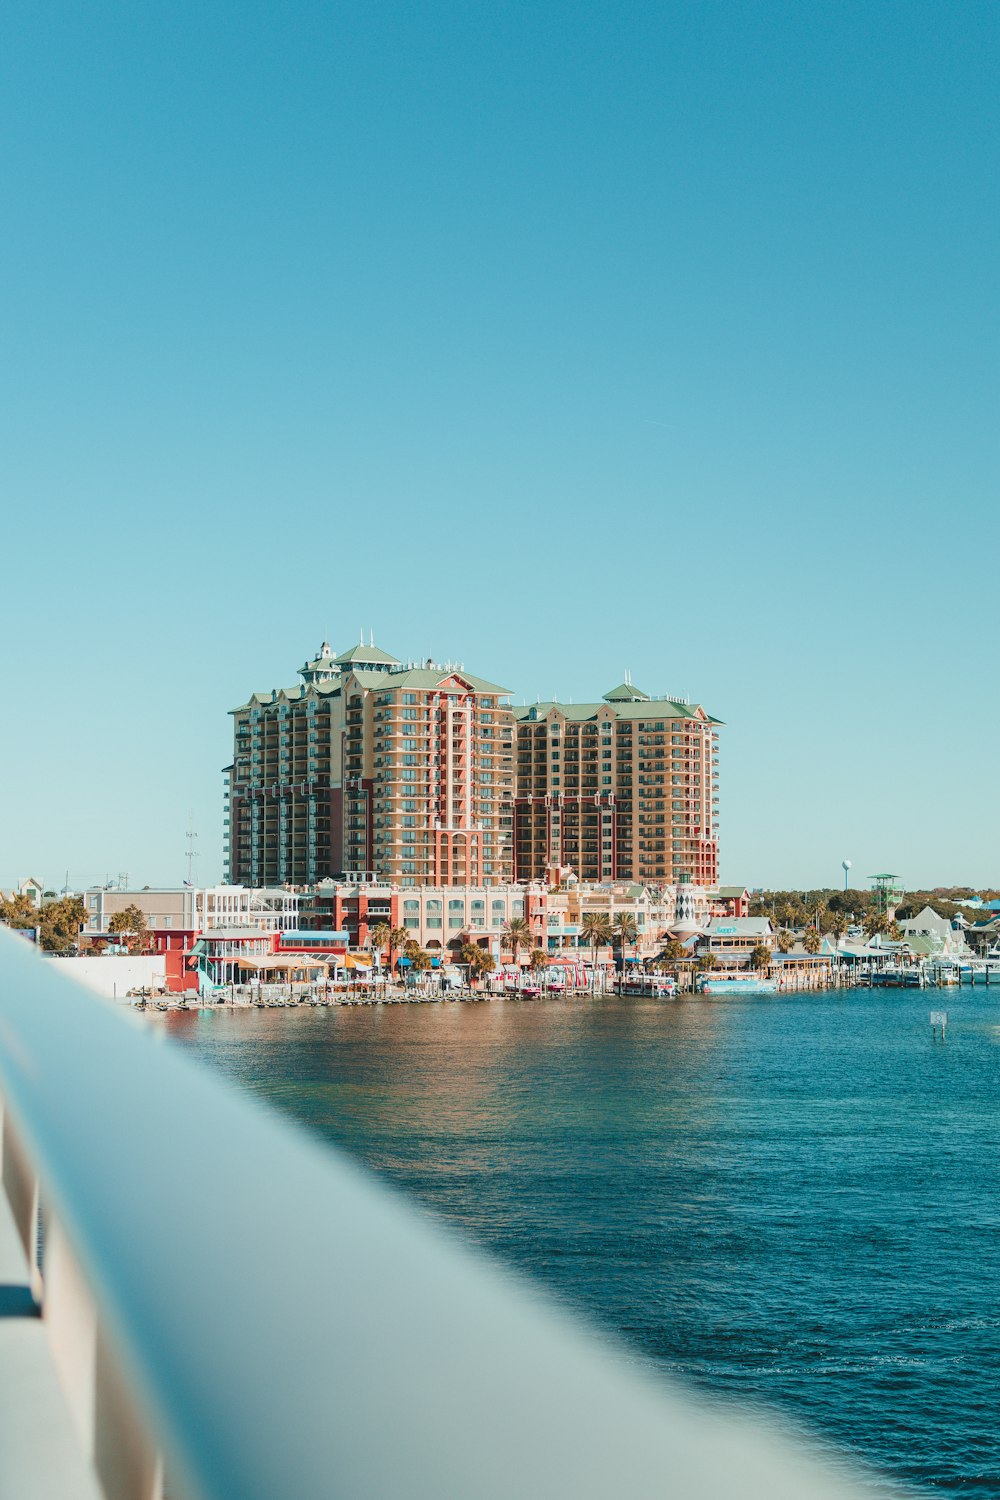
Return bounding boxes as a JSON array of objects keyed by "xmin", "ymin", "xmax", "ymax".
[
  {"xmin": 513, "ymin": 699, "xmax": 720, "ymax": 724},
  {"xmin": 347, "ymin": 667, "xmax": 511, "ymax": 695},
  {"xmin": 299, "ymin": 654, "xmax": 340, "ymax": 674},
  {"xmin": 603, "ymin": 682, "xmax": 650, "ymax": 702},
  {"xmin": 334, "ymin": 642, "xmax": 401, "ymax": 667},
  {"xmin": 230, "ymin": 681, "xmax": 341, "ymax": 713}
]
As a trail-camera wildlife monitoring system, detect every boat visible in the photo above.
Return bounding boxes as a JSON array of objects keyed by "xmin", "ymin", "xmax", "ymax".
[
  {"xmin": 871, "ymin": 968, "xmax": 923, "ymax": 988},
  {"xmin": 698, "ymin": 976, "xmax": 777, "ymax": 996},
  {"xmin": 615, "ymin": 974, "xmax": 677, "ymax": 998}
]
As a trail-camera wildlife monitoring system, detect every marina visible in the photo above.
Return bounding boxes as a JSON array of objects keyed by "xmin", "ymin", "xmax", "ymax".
[{"xmin": 124, "ymin": 953, "xmax": 1000, "ymax": 1011}]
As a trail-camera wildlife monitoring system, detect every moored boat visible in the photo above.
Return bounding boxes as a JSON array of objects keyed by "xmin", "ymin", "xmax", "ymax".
[
  {"xmin": 615, "ymin": 974, "xmax": 677, "ymax": 999},
  {"xmin": 698, "ymin": 976, "xmax": 777, "ymax": 996}
]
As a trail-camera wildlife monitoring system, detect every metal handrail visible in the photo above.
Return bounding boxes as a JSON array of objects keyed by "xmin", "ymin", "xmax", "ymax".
[{"xmin": 0, "ymin": 930, "xmax": 897, "ymax": 1500}]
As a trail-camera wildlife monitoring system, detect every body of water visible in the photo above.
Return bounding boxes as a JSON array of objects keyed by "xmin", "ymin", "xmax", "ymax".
[{"xmin": 157, "ymin": 988, "xmax": 1000, "ymax": 1495}]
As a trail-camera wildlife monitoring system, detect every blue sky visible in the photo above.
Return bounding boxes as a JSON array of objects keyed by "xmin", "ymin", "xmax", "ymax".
[{"xmin": 2, "ymin": 0, "xmax": 997, "ymax": 892}]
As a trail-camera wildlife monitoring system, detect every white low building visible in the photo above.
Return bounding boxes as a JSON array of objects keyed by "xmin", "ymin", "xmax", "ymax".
[{"xmin": 896, "ymin": 906, "xmax": 968, "ymax": 958}]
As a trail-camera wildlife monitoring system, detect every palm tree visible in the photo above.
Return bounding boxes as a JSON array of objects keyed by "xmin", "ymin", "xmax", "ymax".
[
  {"xmin": 369, "ymin": 921, "xmax": 390, "ymax": 968},
  {"xmin": 803, "ymin": 928, "xmax": 821, "ymax": 954},
  {"xmin": 581, "ymin": 912, "xmax": 613, "ymax": 992},
  {"xmin": 402, "ymin": 939, "xmax": 431, "ymax": 974},
  {"xmin": 612, "ymin": 912, "xmax": 639, "ymax": 974},
  {"xmin": 529, "ymin": 947, "xmax": 547, "ymax": 975},
  {"xmin": 864, "ymin": 910, "xmax": 889, "ymax": 939},
  {"xmin": 660, "ymin": 938, "xmax": 688, "ymax": 968},
  {"xmin": 460, "ymin": 942, "xmax": 494, "ymax": 986},
  {"xmin": 776, "ymin": 928, "xmax": 794, "ymax": 953},
  {"xmin": 109, "ymin": 904, "xmax": 149, "ymax": 953},
  {"xmin": 828, "ymin": 912, "xmax": 848, "ymax": 942},
  {"xmin": 696, "ymin": 951, "xmax": 718, "ymax": 971},
  {"xmin": 502, "ymin": 916, "xmax": 531, "ymax": 973},
  {"xmin": 387, "ymin": 926, "xmax": 408, "ymax": 974},
  {"xmin": 750, "ymin": 944, "xmax": 772, "ymax": 972}
]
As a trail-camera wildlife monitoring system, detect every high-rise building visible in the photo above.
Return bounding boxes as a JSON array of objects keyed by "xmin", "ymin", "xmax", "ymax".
[
  {"xmin": 340, "ymin": 664, "xmax": 515, "ymax": 886},
  {"xmin": 225, "ymin": 641, "xmax": 515, "ymax": 887},
  {"xmin": 513, "ymin": 680, "xmax": 721, "ymax": 887}
]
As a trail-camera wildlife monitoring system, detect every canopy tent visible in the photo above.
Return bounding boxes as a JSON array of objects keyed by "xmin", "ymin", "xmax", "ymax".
[{"xmin": 233, "ymin": 955, "xmax": 327, "ymax": 975}]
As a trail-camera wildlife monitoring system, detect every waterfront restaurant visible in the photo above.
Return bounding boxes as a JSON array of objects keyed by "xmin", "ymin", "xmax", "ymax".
[
  {"xmin": 189, "ymin": 927, "xmax": 348, "ymax": 987},
  {"xmin": 698, "ymin": 916, "xmax": 774, "ymax": 964}
]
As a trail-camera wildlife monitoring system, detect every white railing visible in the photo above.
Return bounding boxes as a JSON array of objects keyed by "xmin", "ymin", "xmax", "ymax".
[{"xmin": 0, "ymin": 929, "xmax": 897, "ymax": 1500}]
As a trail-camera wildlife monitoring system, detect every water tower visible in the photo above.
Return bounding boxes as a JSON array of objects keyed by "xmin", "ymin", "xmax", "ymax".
[{"xmin": 842, "ymin": 859, "xmax": 852, "ymax": 891}]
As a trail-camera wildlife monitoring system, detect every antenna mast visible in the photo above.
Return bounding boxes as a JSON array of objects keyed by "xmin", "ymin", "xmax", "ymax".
[{"xmin": 185, "ymin": 814, "xmax": 200, "ymax": 886}]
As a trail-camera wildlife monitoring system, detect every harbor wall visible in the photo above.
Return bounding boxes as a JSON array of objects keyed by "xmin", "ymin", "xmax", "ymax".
[{"xmin": 46, "ymin": 954, "xmax": 166, "ymax": 998}]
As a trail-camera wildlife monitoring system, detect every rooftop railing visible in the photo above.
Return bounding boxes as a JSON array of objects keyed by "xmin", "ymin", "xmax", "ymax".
[{"xmin": 0, "ymin": 928, "xmax": 900, "ymax": 1500}]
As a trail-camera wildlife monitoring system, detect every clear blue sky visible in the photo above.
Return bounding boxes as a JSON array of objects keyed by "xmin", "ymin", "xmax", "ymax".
[{"xmin": 2, "ymin": 0, "xmax": 997, "ymax": 893}]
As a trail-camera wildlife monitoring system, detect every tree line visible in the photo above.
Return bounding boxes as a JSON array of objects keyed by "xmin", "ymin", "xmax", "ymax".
[{"xmin": 748, "ymin": 887, "xmax": 992, "ymax": 933}]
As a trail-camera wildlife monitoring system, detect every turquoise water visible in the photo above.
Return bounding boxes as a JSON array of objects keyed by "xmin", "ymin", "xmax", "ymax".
[{"xmin": 159, "ymin": 988, "xmax": 1000, "ymax": 1495}]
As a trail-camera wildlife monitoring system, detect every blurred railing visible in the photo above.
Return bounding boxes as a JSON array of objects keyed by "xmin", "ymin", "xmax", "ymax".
[{"xmin": 0, "ymin": 928, "xmax": 897, "ymax": 1500}]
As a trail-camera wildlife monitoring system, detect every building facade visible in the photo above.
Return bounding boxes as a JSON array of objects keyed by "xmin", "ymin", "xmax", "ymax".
[
  {"xmin": 80, "ymin": 885, "xmax": 300, "ymax": 947},
  {"xmin": 513, "ymin": 680, "xmax": 721, "ymax": 887},
  {"xmin": 226, "ymin": 641, "xmax": 394, "ymax": 889},
  {"xmin": 227, "ymin": 641, "xmax": 515, "ymax": 888},
  {"xmin": 302, "ymin": 877, "xmax": 537, "ymax": 952}
]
